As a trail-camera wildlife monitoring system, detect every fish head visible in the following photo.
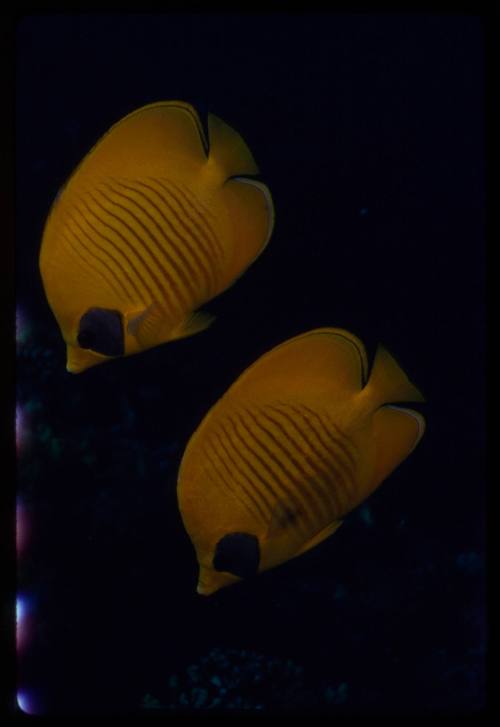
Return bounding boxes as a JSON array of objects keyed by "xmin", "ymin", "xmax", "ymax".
[
  {"xmin": 196, "ymin": 564, "xmax": 241, "ymax": 596},
  {"xmin": 65, "ymin": 302, "xmax": 171, "ymax": 372},
  {"xmin": 195, "ymin": 528, "xmax": 303, "ymax": 594},
  {"xmin": 64, "ymin": 306, "xmax": 127, "ymax": 373},
  {"xmin": 195, "ymin": 531, "xmax": 262, "ymax": 596},
  {"xmin": 178, "ymin": 454, "xmax": 263, "ymax": 595}
]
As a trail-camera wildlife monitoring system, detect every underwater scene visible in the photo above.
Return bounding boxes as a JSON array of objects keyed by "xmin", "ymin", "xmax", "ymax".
[{"xmin": 15, "ymin": 13, "xmax": 486, "ymax": 716}]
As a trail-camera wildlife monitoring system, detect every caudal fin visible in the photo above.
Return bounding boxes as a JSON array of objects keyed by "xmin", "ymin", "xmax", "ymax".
[
  {"xmin": 208, "ymin": 112, "xmax": 260, "ymax": 178},
  {"xmin": 363, "ymin": 344, "xmax": 425, "ymax": 411}
]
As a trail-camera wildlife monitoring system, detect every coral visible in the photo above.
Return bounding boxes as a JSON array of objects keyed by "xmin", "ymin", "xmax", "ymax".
[
  {"xmin": 160, "ymin": 647, "xmax": 302, "ymax": 710},
  {"xmin": 143, "ymin": 647, "xmax": 347, "ymax": 712}
]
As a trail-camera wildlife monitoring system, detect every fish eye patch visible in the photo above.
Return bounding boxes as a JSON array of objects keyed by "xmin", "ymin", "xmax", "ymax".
[
  {"xmin": 213, "ymin": 532, "xmax": 260, "ymax": 579},
  {"xmin": 77, "ymin": 308, "xmax": 124, "ymax": 356}
]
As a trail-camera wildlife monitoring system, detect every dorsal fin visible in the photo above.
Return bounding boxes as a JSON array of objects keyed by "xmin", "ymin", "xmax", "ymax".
[
  {"xmin": 223, "ymin": 328, "xmax": 368, "ymax": 406},
  {"xmin": 69, "ymin": 101, "xmax": 209, "ymax": 182}
]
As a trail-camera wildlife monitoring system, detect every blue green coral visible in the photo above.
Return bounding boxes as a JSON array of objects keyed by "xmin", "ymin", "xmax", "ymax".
[{"xmin": 143, "ymin": 647, "xmax": 348, "ymax": 712}]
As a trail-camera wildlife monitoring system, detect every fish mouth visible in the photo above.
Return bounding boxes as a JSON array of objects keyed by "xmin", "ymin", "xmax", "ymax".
[
  {"xmin": 196, "ymin": 566, "xmax": 239, "ymax": 596},
  {"xmin": 66, "ymin": 344, "xmax": 108, "ymax": 373},
  {"xmin": 196, "ymin": 581, "xmax": 217, "ymax": 596}
]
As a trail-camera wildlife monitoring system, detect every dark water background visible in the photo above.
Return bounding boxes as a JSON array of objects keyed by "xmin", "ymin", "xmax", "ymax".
[{"xmin": 15, "ymin": 12, "xmax": 486, "ymax": 716}]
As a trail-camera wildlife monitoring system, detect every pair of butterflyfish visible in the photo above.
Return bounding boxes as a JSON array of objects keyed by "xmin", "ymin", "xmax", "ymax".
[{"xmin": 39, "ymin": 102, "xmax": 425, "ymax": 595}]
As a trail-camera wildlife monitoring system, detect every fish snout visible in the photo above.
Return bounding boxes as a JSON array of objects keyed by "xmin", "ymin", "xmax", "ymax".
[
  {"xmin": 66, "ymin": 344, "xmax": 107, "ymax": 373},
  {"xmin": 196, "ymin": 565, "xmax": 239, "ymax": 596}
]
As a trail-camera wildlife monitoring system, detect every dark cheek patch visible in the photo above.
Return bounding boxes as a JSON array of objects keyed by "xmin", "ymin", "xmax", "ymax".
[
  {"xmin": 77, "ymin": 308, "xmax": 124, "ymax": 357},
  {"xmin": 213, "ymin": 532, "xmax": 260, "ymax": 579}
]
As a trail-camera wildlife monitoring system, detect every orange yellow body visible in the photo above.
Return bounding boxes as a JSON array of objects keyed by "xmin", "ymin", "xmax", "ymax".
[
  {"xmin": 177, "ymin": 328, "xmax": 425, "ymax": 595},
  {"xmin": 39, "ymin": 101, "xmax": 274, "ymax": 372}
]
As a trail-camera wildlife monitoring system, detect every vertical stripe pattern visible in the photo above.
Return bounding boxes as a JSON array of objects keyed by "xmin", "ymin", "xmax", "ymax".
[
  {"xmin": 201, "ymin": 400, "xmax": 359, "ymax": 538},
  {"xmin": 61, "ymin": 174, "xmax": 226, "ymax": 321}
]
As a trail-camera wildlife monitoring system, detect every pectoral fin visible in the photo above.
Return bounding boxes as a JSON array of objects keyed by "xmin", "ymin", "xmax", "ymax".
[
  {"xmin": 126, "ymin": 304, "xmax": 156, "ymax": 336},
  {"xmin": 127, "ymin": 305, "xmax": 214, "ymax": 348},
  {"xmin": 125, "ymin": 303, "xmax": 170, "ymax": 349}
]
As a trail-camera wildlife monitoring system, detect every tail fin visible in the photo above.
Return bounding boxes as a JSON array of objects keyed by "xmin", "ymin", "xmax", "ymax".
[
  {"xmin": 363, "ymin": 344, "xmax": 425, "ymax": 411},
  {"xmin": 208, "ymin": 112, "xmax": 259, "ymax": 178}
]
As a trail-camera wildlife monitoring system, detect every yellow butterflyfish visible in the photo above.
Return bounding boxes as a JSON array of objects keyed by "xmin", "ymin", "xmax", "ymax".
[
  {"xmin": 177, "ymin": 328, "xmax": 425, "ymax": 595},
  {"xmin": 39, "ymin": 101, "xmax": 274, "ymax": 373}
]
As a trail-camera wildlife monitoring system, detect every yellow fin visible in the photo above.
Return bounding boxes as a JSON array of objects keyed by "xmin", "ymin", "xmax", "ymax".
[
  {"xmin": 171, "ymin": 310, "xmax": 215, "ymax": 341},
  {"xmin": 363, "ymin": 345, "xmax": 425, "ymax": 410},
  {"xmin": 72, "ymin": 101, "xmax": 208, "ymax": 180},
  {"xmin": 127, "ymin": 302, "xmax": 170, "ymax": 349},
  {"xmin": 208, "ymin": 112, "xmax": 259, "ymax": 178},
  {"xmin": 218, "ymin": 176, "xmax": 275, "ymax": 288},
  {"xmin": 369, "ymin": 405, "xmax": 426, "ymax": 490},
  {"xmin": 225, "ymin": 328, "xmax": 368, "ymax": 404},
  {"xmin": 294, "ymin": 520, "xmax": 343, "ymax": 558},
  {"xmin": 126, "ymin": 304, "xmax": 156, "ymax": 337}
]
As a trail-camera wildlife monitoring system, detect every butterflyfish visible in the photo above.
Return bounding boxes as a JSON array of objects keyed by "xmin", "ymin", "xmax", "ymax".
[
  {"xmin": 177, "ymin": 328, "xmax": 425, "ymax": 595},
  {"xmin": 39, "ymin": 101, "xmax": 274, "ymax": 373}
]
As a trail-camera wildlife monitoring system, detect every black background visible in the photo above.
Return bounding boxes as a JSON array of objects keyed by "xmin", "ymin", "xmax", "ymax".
[{"xmin": 15, "ymin": 12, "xmax": 486, "ymax": 716}]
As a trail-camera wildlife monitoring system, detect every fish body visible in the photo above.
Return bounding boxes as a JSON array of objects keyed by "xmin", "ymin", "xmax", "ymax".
[
  {"xmin": 177, "ymin": 328, "xmax": 425, "ymax": 595},
  {"xmin": 39, "ymin": 101, "xmax": 274, "ymax": 372}
]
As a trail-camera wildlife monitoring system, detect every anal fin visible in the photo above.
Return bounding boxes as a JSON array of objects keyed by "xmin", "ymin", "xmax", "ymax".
[
  {"xmin": 369, "ymin": 404, "xmax": 425, "ymax": 490},
  {"xmin": 126, "ymin": 302, "xmax": 170, "ymax": 349},
  {"xmin": 219, "ymin": 176, "xmax": 274, "ymax": 288}
]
